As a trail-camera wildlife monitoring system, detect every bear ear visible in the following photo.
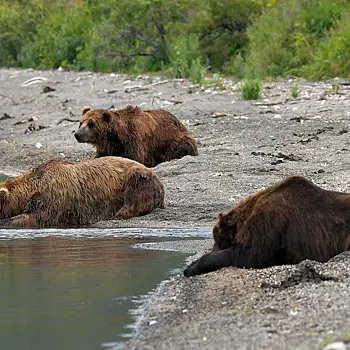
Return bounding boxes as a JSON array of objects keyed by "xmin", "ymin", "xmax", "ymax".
[
  {"xmin": 102, "ymin": 111, "xmax": 111, "ymax": 122},
  {"xmin": 218, "ymin": 211, "xmax": 236, "ymax": 228},
  {"xmin": 217, "ymin": 212, "xmax": 226, "ymax": 227},
  {"xmin": 0, "ymin": 187, "xmax": 9, "ymax": 199},
  {"xmin": 82, "ymin": 106, "xmax": 91, "ymax": 115}
]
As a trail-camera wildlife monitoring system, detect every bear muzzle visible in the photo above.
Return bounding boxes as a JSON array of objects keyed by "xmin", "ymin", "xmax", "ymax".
[{"xmin": 74, "ymin": 128, "xmax": 89, "ymax": 143}]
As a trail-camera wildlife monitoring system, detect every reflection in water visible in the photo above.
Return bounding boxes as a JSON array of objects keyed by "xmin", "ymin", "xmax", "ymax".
[{"xmin": 0, "ymin": 235, "xmax": 192, "ymax": 350}]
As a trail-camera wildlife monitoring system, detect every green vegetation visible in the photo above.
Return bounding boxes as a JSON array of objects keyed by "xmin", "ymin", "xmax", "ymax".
[
  {"xmin": 241, "ymin": 79, "xmax": 261, "ymax": 100},
  {"xmin": 291, "ymin": 85, "xmax": 299, "ymax": 98},
  {"xmin": 2, "ymin": 0, "xmax": 350, "ymax": 83}
]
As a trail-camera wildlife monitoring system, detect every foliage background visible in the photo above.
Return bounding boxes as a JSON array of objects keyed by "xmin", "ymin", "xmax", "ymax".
[{"xmin": 1, "ymin": 0, "xmax": 350, "ymax": 81}]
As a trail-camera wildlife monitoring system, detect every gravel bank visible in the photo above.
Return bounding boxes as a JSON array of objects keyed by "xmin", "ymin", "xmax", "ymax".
[{"xmin": 1, "ymin": 68, "xmax": 350, "ymax": 349}]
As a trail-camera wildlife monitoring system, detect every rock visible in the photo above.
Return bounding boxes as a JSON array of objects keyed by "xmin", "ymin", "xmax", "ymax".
[
  {"xmin": 324, "ymin": 341, "xmax": 346, "ymax": 350},
  {"xmin": 42, "ymin": 86, "xmax": 56, "ymax": 93},
  {"xmin": 271, "ymin": 159, "xmax": 283, "ymax": 165},
  {"xmin": 0, "ymin": 113, "xmax": 13, "ymax": 121},
  {"xmin": 337, "ymin": 129, "xmax": 348, "ymax": 136},
  {"xmin": 212, "ymin": 112, "xmax": 227, "ymax": 118}
]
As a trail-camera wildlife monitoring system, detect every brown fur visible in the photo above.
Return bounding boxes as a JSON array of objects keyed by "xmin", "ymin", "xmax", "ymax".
[
  {"xmin": 0, "ymin": 157, "xmax": 165, "ymax": 228},
  {"xmin": 184, "ymin": 176, "xmax": 350, "ymax": 277},
  {"xmin": 74, "ymin": 105, "xmax": 199, "ymax": 167}
]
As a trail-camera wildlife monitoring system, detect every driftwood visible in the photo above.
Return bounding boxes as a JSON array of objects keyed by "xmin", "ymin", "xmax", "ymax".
[
  {"xmin": 105, "ymin": 89, "xmax": 118, "ymax": 94},
  {"xmin": 125, "ymin": 85, "xmax": 150, "ymax": 93},
  {"xmin": 151, "ymin": 95, "xmax": 183, "ymax": 106},
  {"xmin": 125, "ymin": 79, "xmax": 185, "ymax": 93},
  {"xmin": 148, "ymin": 80, "xmax": 170, "ymax": 87},
  {"xmin": 253, "ymin": 101, "xmax": 285, "ymax": 106},
  {"xmin": 21, "ymin": 77, "xmax": 47, "ymax": 87},
  {"xmin": 57, "ymin": 117, "xmax": 80, "ymax": 125}
]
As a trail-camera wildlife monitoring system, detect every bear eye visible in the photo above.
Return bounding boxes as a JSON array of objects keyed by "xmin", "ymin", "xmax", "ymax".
[
  {"xmin": 102, "ymin": 111, "xmax": 111, "ymax": 122},
  {"xmin": 88, "ymin": 121, "xmax": 95, "ymax": 129}
]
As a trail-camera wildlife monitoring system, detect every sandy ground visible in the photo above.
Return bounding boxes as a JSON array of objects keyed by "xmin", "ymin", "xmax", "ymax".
[{"xmin": 1, "ymin": 68, "xmax": 350, "ymax": 349}]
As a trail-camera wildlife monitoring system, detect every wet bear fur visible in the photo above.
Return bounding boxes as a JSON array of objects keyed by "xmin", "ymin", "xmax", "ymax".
[
  {"xmin": 184, "ymin": 176, "xmax": 350, "ymax": 277},
  {"xmin": 74, "ymin": 105, "xmax": 199, "ymax": 167},
  {"xmin": 0, "ymin": 156, "xmax": 165, "ymax": 228}
]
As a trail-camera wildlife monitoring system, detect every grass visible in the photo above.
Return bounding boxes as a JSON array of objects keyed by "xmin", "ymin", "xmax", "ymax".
[
  {"xmin": 241, "ymin": 79, "xmax": 261, "ymax": 100},
  {"xmin": 291, "ymin": 85, "xmax": 299, "ymax": 98}
]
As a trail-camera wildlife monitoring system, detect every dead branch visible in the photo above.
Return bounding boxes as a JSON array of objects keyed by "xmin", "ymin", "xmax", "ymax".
[
  {"xmin": 105, "ymin": 89, "xmax": 118, "ymax": 94},
  {"xmin": 152, "ymin": 96, "xmax": 183, "ymax": 106},
  {"xmin": 21, "ymin": 77, "xmax": 47, "ymax": 87},
  {"xmin": 253, "ymin": 101, "xmax": 285, "ymax": 106},
  {"xmin": 148, "ymin": 80, "xmax": 169, "ymax": 87},
  {"xmin": 57, "ymin": 117, "xmax": 80, "ymax": 125},
  {"xmin": 125, "ymin": 85, "xmax": 150, "ymax": 93}
]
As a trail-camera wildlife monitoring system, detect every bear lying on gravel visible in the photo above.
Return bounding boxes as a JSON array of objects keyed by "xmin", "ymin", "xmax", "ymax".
[
  {"xmin": 0, "ymin": 156, "xmax": 165, "ymax": 228},
  {"xmin": 74, "ymin": 105, "xmax": 199, "ymax": 167},
  {"xmin": 184, "ymin": 176, "xmax": 350, "ymax": 277}
]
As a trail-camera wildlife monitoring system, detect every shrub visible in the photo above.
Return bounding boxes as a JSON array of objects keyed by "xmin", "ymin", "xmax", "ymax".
[
  {"xmin": 19, "ymin": 3, "xmax": 93, "ymax": 69},
  {"xmin": 0, "ymin": 1, "xmax": 45, "ymax": 66},
  {"xmin": 225, "ymin": 52, "xmax": 246, "ymax": 79},
  {"xmin": 244, "ymin": 0, "xmax": 347, "ymax": 79},
  {"xmin": 241, "ymin": 79, "xmax": 261, "ymax": 100},
  {"xmin": 193, "ymin": 0, "xmax": 262, "ymax": 73},
  {"xmin": 305, "ymin": 11, "xmax": 350, "ymax": 79},
  {"xmin": 291, "ymin": 85, "xmax": 299, "ymax": 98},
  {"xmin": 189, "ymin": 58, "xmax": 206, "ymax": 84},
  {"xmin": 166, "ymin": 34, "xmax": 206, "ymax": 82},
  {"xmin": 1, "ymin": 0, "xmax": 350, "ymax": 82}
]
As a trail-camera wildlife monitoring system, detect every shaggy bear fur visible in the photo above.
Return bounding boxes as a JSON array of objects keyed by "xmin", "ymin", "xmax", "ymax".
[
  {"xmin": 74, "ymin": 105, "xmax": 199, "ymax": 167},
  {"xmin": 0, "ymin": 156, "xmax": 165, "ymax": 228},
  {"xmin": 184, "ymin": 176, "xmax": 350, "ymax": 277}
]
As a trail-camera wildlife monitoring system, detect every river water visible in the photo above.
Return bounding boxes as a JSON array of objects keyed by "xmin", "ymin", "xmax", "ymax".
[{"xmin": 0, "ymin": 227, "xmax": 210, "ymax": 350}]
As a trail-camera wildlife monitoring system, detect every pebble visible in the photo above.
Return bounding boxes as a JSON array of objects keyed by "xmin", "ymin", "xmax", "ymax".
[{"xmin": 324, "ymin": 342, "xmax": 346, "ymax": 350}]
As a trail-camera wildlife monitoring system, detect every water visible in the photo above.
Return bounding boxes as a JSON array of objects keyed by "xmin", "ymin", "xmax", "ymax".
[{"xmin": 0, "ymin": 227, "xmax": 210, "ymax": 350}]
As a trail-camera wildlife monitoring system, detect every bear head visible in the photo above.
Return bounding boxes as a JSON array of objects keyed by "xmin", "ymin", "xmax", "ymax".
[
  {"xmin": 212, "ymin": 210, "xmax": 238, "ymax": 251},
  {"xmin": 74, "ymin": 107, "xmax": 113, "ymax": 144}
]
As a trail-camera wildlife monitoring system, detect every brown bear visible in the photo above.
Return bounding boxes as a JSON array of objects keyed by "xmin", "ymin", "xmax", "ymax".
[
  {"xmin": 184, "ymin": 176, "xmax": 350, "ymax": 277},
  {"xmin": 0, "ymin": 156, "xmax": 165, "ymax": 228},
  {"xmin": 74, "ymin": 105, "xmax": 199, "ymax": 167}
]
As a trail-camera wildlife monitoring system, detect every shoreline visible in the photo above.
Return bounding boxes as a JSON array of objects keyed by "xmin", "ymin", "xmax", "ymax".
[{"xmin": 2, "ymin": 68, "xmax": 350, "ymax": 349}]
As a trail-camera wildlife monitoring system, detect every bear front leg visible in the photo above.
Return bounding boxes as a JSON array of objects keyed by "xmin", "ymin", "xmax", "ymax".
[
  {"xmin": 0, "ymin": 214, "xmax": 39, "ymax": 228},
  {"xmin": 184, "ymin": 249, "xmax": 234, "ymax": 277},
  {"xmin": 183, "ymin": 244, "xmax": 253, "ymax": 277}
]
